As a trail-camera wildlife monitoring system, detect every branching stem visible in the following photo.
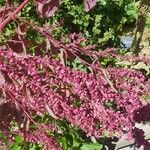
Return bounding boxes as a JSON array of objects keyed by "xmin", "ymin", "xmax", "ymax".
[{"xmin": 0, "ymin": 0, "xmax": 30, "ymax": 32}]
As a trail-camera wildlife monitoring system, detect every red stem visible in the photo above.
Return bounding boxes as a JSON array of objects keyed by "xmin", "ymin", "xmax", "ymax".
[
  {"xmin": 1, "ymin": 0, "xmax": 8, "ymax": 23},
  {"xmin": 0, "ymin": 0, "xmax": 30, "ymax": 32}
]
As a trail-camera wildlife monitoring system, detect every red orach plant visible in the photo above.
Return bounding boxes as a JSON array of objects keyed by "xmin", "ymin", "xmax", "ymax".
[{"xmin": 0, "ymin": 0, "xmax": 150, "ymax": 149}]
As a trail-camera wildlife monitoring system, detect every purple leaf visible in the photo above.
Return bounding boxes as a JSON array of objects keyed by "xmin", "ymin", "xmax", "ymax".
[
  {"xmin": 7, "ymin": 35, "xmax": 29, "ymax": 53},
  {"xmin": 35, "ymin": 42, "xmax": 46, "ymax": 56},
  {"xmin": 84, "ymin": 0, "xmax": 97, "ymax": 12},
  {"xmin": 50, "ymin": 41, "xmax": 60, "ymax": 55},
  {"xmin": 36, "ymin": 0, "xmax": 60, "ymax": 18},
  {"xmin": 17, "ymin": 23, "xmax": 29, "ymax": 35},
  {"xmin": 0, "ymin": 6, "xmax": 16, "ymax": 20}
]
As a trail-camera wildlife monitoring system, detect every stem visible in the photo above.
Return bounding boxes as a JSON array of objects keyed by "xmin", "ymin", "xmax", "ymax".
[
  {"xmin": 0, "ymin": 0, "xmax": 9, "ymax": 23},
  {"xmin": 0, "ymin": 0, "xmax": 30, "ymax": 32}
]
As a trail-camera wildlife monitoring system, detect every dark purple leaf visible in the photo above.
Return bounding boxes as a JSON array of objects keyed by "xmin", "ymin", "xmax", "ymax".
[
  {"xmin": 50, "ymin": 40, "xmax": 60, "ymax": 55},
  {"xmin": 66, "ymin": 50, "xmax": 76, "ymax": 62},
  {"xmin": 0, "ymin": 6, "xmax": 15, "ymax": 20},
  {"xmin": 7, "ymin": 34, "xmax": 29, "ymax": 53},
  {"xmin": 36, "ymin": 0, "xmax": 60, "ymax": 18},
  {"xmin": 17, "ymin": 23, "xmax": 29, "ymax": 35},
  {"xmin": 84, "ymin": 0, "xmax": 97, "ymax": 12},
  {"xmin": 50, "ymin": 38, "xmax": 60, "ymax": 48},
  {"xmin": 35, "ymin": 42, "xmax": 46, "ymax": 56}
]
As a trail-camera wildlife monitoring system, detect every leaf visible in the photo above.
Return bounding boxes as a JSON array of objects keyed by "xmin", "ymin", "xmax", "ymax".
[
  {"xmin": 50, "ymin": 39, "xmax": 60, "ymax": 55},
  {"xmin": 116, "ymin": 61, "xmax": 132, "ymax": 66},
  {"xmin": 17, "ymin": 23, "xmax": 29, "ymax": 36},
  {"xmin": 0, "ymin": 6, "xmax": 16, "ymax": 20},
  {"xmin": 81, "ymin": 143, "xmax": 102, "ymax": 150},
  {"xmin": 7, "ymin": 34, "xmax": 29, "ymax": 53},
  {"xmin": 84, "ymin": 0, "xmax": 97, "ymax": 12},
  {"xmin": 66, "ymin": 51, "xmax": 76, "ymax": 62},
  {"xmin": 141, "ymin": 48, "xmax": 150, "ymax": 56},
  {"xmin": 15, "ymin": 135, "xmax": 23, "ymax": 144},
  {"xmin": 35, "ymin": 42, "xmax": 46, "ymax": 56},
  {"xmin": 132, "ymin": 62, "xmax": 150, "ymax": 74},
  {"xmin": 36, "ymin": 0, "xmax": 60, "ymax": 18}
]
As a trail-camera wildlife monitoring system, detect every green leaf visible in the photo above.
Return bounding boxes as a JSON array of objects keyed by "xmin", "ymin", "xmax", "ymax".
[
  {"xmin": 132, "ymin": 62, "xmax": 150, "ymax": 74},
  {"xmin": 15, "ymin": 136, "xmax": 23, "ymax": 144},
  {"xmin": 95, "ymin": 15, "xmax": 102, "ymax": 24},
  {"xmin": 11, "ymin": 146, "xmax": 22, "ymax": 150},
  {"xmin": 81, "ymin": 143, "xmax": 103, "ymax": 150},
  {"xmin": 116, "ymin": 61, "xmax": 132, "ymax": 66}
]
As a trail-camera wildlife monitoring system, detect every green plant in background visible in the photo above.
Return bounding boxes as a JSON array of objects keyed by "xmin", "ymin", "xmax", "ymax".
[
  {"xmin": 0, "ymin": 0, "xmax": 139, "ymax": 50},
  {"xmin": 146, "ymin": 13, "xmax": 150, "ymax": 28},
  {"xmin": 54, "ymin": 120, "xmax": 103, "ymax": 150},
  {"xmin": 50, "ymin": 0, "xmax": 138, "ymax": 48}
]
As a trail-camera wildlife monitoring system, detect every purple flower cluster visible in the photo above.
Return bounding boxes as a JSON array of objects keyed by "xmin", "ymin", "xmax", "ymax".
[{"xmin": 0, "ymin": 49, "xmax": 149, "ymax": 147}]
